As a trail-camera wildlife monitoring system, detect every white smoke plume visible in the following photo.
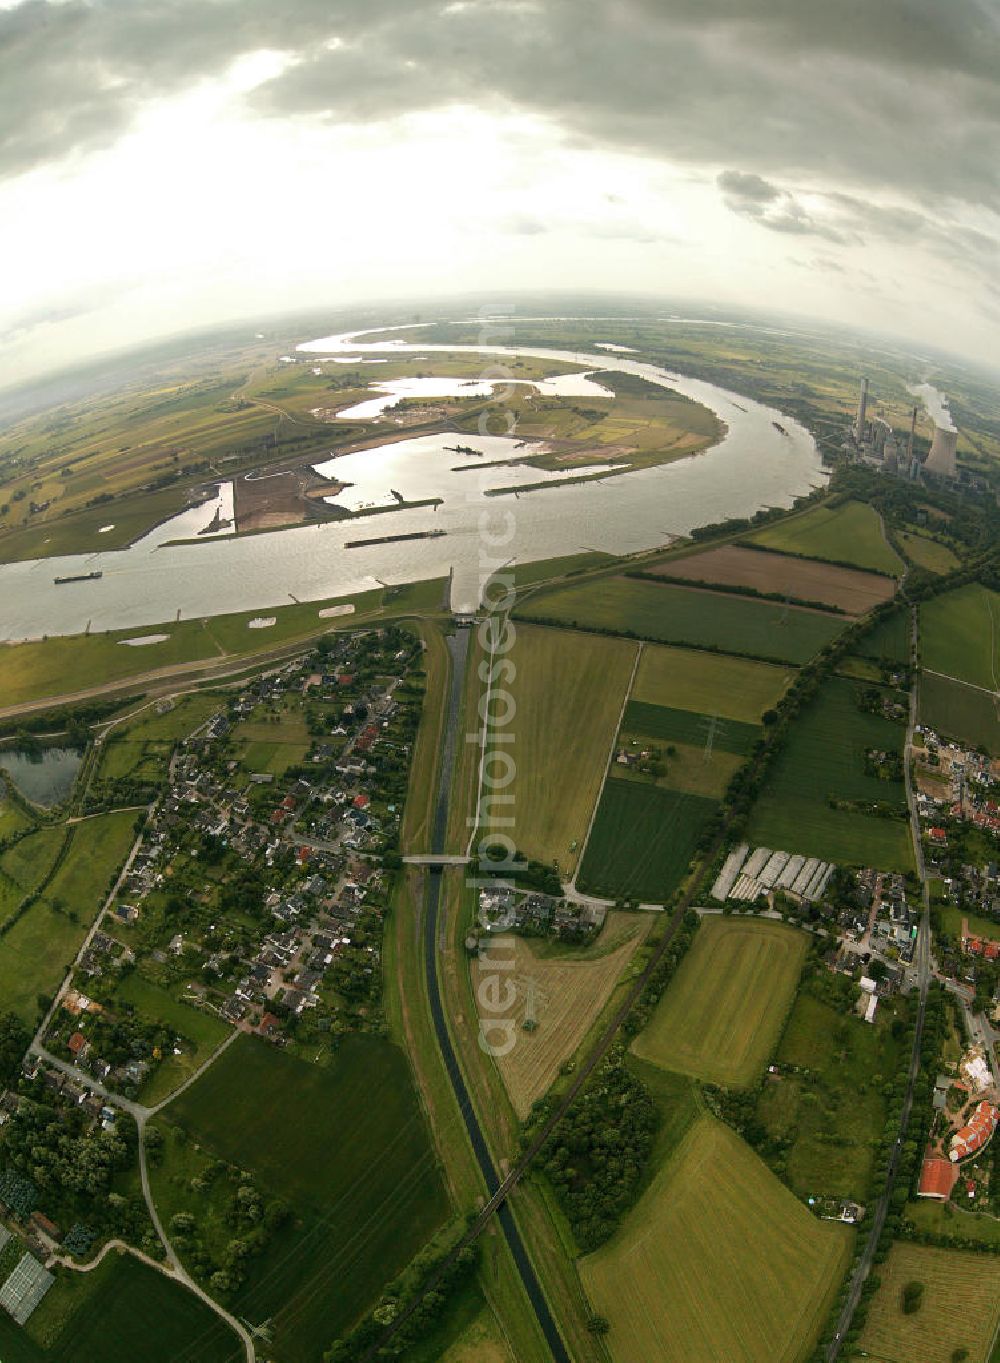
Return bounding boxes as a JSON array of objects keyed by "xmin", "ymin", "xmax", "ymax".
[{"xmin": 908, "ymin": 382, "xmax": 957, "ymax": 432}]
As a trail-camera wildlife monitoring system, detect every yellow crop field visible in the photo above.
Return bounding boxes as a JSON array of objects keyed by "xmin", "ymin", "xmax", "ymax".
[
  {"xmin": 581, "ymin": 1116, "xmax": 851, "ymax": 1363},
  {"xmin": 860, "ymin": 1243, "xmax": 1000, "ymax": 1363},
  {"xmin": 632, "ymin": 643, "xmax": 793, "ymax": 722},
  {"xmin": 484, "ymin": 623, "xmax": 637, "ymax": 873},
  {"xmin": 631, "ymin": 917, "xmax": 808, "ymax": 1086},
  {"xmin": 475, "ymin": 912, "xmax": 652, "ymax": 1117}
]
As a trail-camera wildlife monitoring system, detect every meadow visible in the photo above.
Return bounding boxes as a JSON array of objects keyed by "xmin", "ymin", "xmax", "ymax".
[
  {"xmin": 897, "ymin": 530, "xmax": 960, "ymax": 575},
  {"xmin": 655, "ymin": 544, "xmax": 896, "ymax": 614},
  {"xmin": 746, "ymin": 499, "xmax": 904, "ymax": 576},
  {"xmin": 16, "ymin": 1251, "xmax": 242, "ymax": 1363},
  {"xmin": 747, "ymin": 677, "xmax": 915, "ymax": 871},
  {"xmin": 580, "ymin": 1115, "xmax": 851, "ymax": 1363},
  {"xmin": 93, "ymin": 694, "xmax": 220, "ymax": 785},
  {"xmin": 614, "ymin": 735, "xmax": 743, "ymax": 799},
  {"xmin": 859, "ymin": 1243, "xmax": 1000, "ymax": 1363},
  {"xmin": 631, "ymin": 918, "xmax": 807, "ymax": 1086},
  {"xmin": 631, "ymin": 642, "xmax": 793, "ymax": 721},
  {"xmin": 757, "ymin": 986, "xmax": 905, "ymax": 1201},
  {"xmin": 622, "ymin": 699, "xmax": 760, "ymax": 755},
  {"xmin": 112, "ymin": 973, "xmax": 231, "ymax": 1103},
  {"xmin": 518, "ymin": 576, "xmax": 843, "ymax": 663},
  {"xmin": 0, "ymin": 579, "xmax": 444, "ymax": 712},
  {"xmin": 856, "ymin": 609, "xmax": 911, "ymax": 663},
  {"xmin": 154, "ymin": 1033, "xmax": 448, "ymax": 1362},
  {"xmin": 231, "ymin": 705, "xmax": 311, "ymax": 776},
  {"xmin": 576, "ymin": 779, "xmax": 717, "ymax": 902},
  {"xmin": 921, "ymin": 582, "xmax": 1000, "ymax": 692},
  {"xmin": 478, "ymin": 911, "xmax": 652, "ymax": 1117},
  {"xmin": 919, "ymin": 671, "xmax": 999, "ymax": 754},
  {"xmin": 0, "ymin": 810, "xmax": 138, "ymax": 1024},
  {"xmin": 904, "ymin": 1198, "xmax": 1000, "ymax": 1247},
  {"xmin": 485, "ymin": 624, "xmax": 638, "ymax": 872}
]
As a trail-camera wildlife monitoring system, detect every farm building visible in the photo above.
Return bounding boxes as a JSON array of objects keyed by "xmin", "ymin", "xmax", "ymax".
[
  {"xmin": 917, "ymin": 1157, "xmax": 959, "ymax": 1200},
  {"xmin": 949, "ymin": 1101, "xmax": 1000, "ymax": 1162}
]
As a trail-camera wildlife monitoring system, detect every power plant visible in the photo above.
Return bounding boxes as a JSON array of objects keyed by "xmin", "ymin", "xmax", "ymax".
[
  {"xmin": 846, "ymin": 376, "xmax": 958, "ymax": 483},
  {"xmin": 924, "ymin": 425, "xmax": 959, "ymax": 479}
]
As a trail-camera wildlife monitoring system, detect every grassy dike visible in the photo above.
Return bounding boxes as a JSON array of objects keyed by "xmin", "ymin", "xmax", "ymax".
[{"xmin": 0, "ymin": 578, "xmax": 447, "ymax": 714}]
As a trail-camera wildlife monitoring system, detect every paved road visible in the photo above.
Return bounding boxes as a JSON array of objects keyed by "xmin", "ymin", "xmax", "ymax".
[{"xmin": 826, "ymin": 606, "xmax": 933, "ymax": 1361}]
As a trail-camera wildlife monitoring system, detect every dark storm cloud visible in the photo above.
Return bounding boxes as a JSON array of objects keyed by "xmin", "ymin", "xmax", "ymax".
[
  {"xmin": 4, "ymin": 0, "xmax": 1000, "ymax": 222},
  {"xmin": 718, "ymin": 171, "xmax": 846, "ymax": 241}
]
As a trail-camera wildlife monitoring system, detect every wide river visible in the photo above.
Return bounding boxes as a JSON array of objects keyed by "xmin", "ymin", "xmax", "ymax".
[{"xmin": 0, "ymin": 324, "xmax": 826, "ymax": 642}]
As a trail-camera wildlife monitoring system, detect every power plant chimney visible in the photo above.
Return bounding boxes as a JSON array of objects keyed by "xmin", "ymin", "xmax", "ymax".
[
  {"xmin": 854, "ymin": 377, "xmax": 869, "ymax": 443},
  {"xmin": 906, "ymin": 406, "xmax": 917, "ymax": 464}
]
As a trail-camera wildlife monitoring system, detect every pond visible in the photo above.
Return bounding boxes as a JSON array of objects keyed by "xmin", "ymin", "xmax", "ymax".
[{"xmin": 0, "ymin": 747, "xmax": 83, "ymax": 807}]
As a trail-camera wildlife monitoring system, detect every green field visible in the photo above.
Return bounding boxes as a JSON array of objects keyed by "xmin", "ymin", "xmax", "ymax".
[
  {"xmin": 153, "ymin": 1033, "xmax": 448, "ymax": 1362},
  {"xmin": 623, "ymin": 699, "xmax": 761, "ymax": 755},
  {"xmin": 632, "ymin": 918, "xmax": 807, "ymax": 1086},
  {"xmin": 113, "ymin": 973, "xmax": 232, "ymax": 1102},
  {"xmin": 904, "ymin": 1198, "xmax": 1000, "ymax": 1247},
  {"xmin": 860, "ymin": 1242, "xmax": 1000, "ymax": 1363},
  {"xmin": 0, "ymin": 824, "xmax": 68, "ymax": 925},
  {"xmin": 747, "ymin": 499, "xmax": 904, "ymax": 576},
  {"xmin": 517, "ymin": 576, "xmax": 844, "ymax": 663},
  {"xmin": 5, "ymin": 1251, "xmax": 242, "ymax": 1362},
  {"xmin": 232, "ymin": 705, "xmax": 311, "ymax": 776},
  {"xmin": 576, "ymin": 778, "xmax": 717, "ymax": 902},
  {"xmin": 0, "ymin": 579, "xmax": 442, "ymax": 710},
  {"xmin": 747, "ymin": 677, "xmax": 915, "ymax": 871},
  {"xmin": 921, "ymin": 583, "xmax": 1000, "ymax": 692},
  {"xmin": 580, "ymin": 1115, "xmax": 851, "ymax": 1363},
  {"xmin": 898, "ymin": 530, "xmax": 960, "ymax": 574},
  {"xmin": 0, "ymin": 810, "xmax": 138, "ymax": 1024},
  {"xmin": 484, "ymin": 624, "xmax": 637, "ymax": 872},
  {"xmin": 632, "ymin": 643, "xmax": 794, "ymax": 721},
  {"xmin": 856, "ymin": 609, "xmax": 911, "ymax": 663},
  {"xmin": 920, "ymin": 670, "xmax": 999, "ymax": 754},
  {"xmin": 757, "ymin": 985, "xmax": 905, "ymax": 1200},
  {"xmin": 95, "ymin": 695, "xmax": 220, "ymax": 784}
]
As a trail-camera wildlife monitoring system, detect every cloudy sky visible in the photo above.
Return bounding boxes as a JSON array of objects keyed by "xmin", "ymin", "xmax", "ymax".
[{"xmin": 2, "ymin": 0, "xmax": 1000, "ymax": 386}]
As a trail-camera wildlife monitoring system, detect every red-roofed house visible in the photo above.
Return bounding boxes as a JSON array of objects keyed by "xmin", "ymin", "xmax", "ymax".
[
  {"xmin": 352, "ymin": 794, "xmax": 370, "ymax": 810},
  {"xmin": 67, "ymin": 1032, "xmax": 89, "ymax": 1060},
  {"xmin": 917, "ymin": 1156, "xmax": 958, "ymax": 1200},
  {"xmin": 950, "ymin": 1102, "xmax": 1000, "ymax": 1162}
]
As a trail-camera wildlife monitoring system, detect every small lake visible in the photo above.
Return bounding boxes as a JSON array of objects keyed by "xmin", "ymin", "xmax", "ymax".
[{"xmin": 0, "ymin": 747, "xmax": 83, "ymax": 807}]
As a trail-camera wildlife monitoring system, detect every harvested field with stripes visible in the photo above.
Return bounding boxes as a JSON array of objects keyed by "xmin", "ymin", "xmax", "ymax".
[
  {"xmin": 650, "ymin": 544, "xmax": 896, "ymax": 614},
  {"xmin": 484, "ymin": 623, "xmax": 638, "ymax": 873},
  {"xmin": 476, "ymin": 912, "xmax": 653, "ymax": 1118},
  {"xmin": 632, "ymin": 644, "xmax": 793, "ymax": 722},
  {"xmin": 581, "ymin": 1115, "xmax": 851, "ymax": 1363},
  {"xmin": 859, "ymin": 1243, "xmax": 1000, "ymax": 1363},
  {"xmin": 631, "ymin": 917, "xmax": 807, "ymax": 1086}
]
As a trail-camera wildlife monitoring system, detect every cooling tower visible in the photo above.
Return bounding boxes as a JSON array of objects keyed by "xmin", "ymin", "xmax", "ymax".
[{"xmin": 924, "ymin": 427, "xmax": 958, "ymax": 479}]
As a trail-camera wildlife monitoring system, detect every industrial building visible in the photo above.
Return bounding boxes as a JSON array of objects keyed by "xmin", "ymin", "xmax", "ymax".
[{"xmin": 846, "ymin": 376, "xmax": 958, "ymax": 483}]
